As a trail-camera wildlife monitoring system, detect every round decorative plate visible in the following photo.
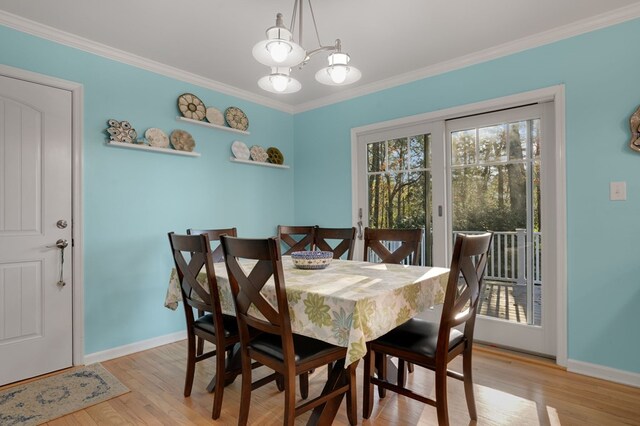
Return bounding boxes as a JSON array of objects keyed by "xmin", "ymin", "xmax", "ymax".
[
  {"xmin": 250, "ymin": 145, "xmax": 268, "ymax": 162},
  {"xmin": 225, "ymin": 106, "xmax": 249, "ymax": 131},
  {"xmin": 145, "ymin": 128, "xmax": 169, "ymax": 148},
  {"xmin": 170, "ymin": 129, "xmax": 196, "ymax": 152},
  {"xmin": 231, "ymin": 141, "xmax": 250, "ymax": 160},
  {"xmin": 178, "ymin": 93, "xmax": 206, "ymax": 121},
  {"xmin": 205, "ymin": 107, "xmax": 225, "ymax": 126},
  {"xmin": 106, "ymin": 119, "xmax": 137, "ymax": 143},
  {"xmin": 267, "ymin": 147, "xmax": 284, "ymax": 164}
]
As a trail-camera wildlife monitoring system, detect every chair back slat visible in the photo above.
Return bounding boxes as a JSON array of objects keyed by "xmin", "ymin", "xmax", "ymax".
[
  {"xmin": 277, "ymin": 225, "xmax": 316, "ymax": 255},
  {"xmin": 437, "ymin": 232, "xmax": 493, "ymax": 352},
  {"xmin": 221, "ymin": 236, "xmax": 293, "ymax": 348},
  {"xmin": 314, "ymin": 226, "xmax": 356, "ymax": 260},
  {"xmin": 363, "ymin": 228, "xmax": 423, "ymax": 266},
  {"xmin": 188, "ymin": 227, "xmax": 237, "ymax": 262}
]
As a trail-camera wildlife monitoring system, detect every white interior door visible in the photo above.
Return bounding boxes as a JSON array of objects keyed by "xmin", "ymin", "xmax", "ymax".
[{"xmin": 0, "ymin": 75, "xmax": 73, "ymax": 385}]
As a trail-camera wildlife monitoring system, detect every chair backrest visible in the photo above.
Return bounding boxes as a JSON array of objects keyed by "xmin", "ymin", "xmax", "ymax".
[
  {"xmin": 220, "ymin": 236, "xmax": 296, "ymax": 364},
  {"xmin": 314, "ymin": 226, "xmax": 356, "ymax": 260},
  {"xmin": 187, "ymin": 227, "xmax": 238, "ymax": 262},
  {"xmin": 363, "ymin": 228, "xmax": 423, "ymax": 265},
  {"xmin": 437, "ymin": 232, "xmax": 493, "ymax": 354},
  {"xmin": 277, "ymin": 225, "xmax": 316, "ymax": 255},
  {"xmin": 168, "ymin": 232, "xmax": 226, "ymax": 335}
]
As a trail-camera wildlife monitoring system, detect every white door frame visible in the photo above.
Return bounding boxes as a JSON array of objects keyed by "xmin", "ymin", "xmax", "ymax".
[
  {"xmin": 0, "ymin": 64, "xmax": 85, "ymax": 366},
  {"xmin": 351, "ymin": 86, "xmax": 567, "ymax": 366}
]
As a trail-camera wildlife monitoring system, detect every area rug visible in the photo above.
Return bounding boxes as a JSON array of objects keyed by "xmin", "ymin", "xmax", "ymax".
[{"xmin": 0, "ymin": 363, "xmax": 129, "ymax": 425}]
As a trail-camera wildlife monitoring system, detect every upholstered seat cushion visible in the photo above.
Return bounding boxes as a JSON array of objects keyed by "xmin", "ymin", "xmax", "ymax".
[
  {"xmin": 194, "ymin": 313, "xmax": 239, "ymax": 337},
  {"xmin": 373, "ymin": 318, "xmax": 465, "ymax": 358},
  {"xmin": 249, "ymin": 333, "xmax": 344, "ymax": 363}
]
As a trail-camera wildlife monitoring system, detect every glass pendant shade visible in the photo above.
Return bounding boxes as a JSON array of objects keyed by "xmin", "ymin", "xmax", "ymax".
[
  {"xmin": 257, "ymin": 67, "xmax": 301, "ymax": 94},
  {"xmin": 252, "ymin": 15, "xmax": 306, "ymax": 67},
  {"xmin": 315, "ymin": 51, "xmax": 362, "ymax": 86}
]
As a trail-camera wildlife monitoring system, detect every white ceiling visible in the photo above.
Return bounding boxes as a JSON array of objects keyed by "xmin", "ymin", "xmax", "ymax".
[{"xmin": 1, "ymin": 0, "xmax": 640, "ymax": 111}]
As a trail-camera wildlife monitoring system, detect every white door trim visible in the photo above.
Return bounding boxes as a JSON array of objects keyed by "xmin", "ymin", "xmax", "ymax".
[
  {"xmin": 351, "ymin": 85, "xmax": 567, "ymax": 367},
  {"xmin": 0, "ymin": 64, "xmax": 85, "ymax": 366}
]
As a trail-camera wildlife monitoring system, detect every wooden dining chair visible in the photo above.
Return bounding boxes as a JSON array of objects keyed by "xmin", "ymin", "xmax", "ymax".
[
  {"xmin": 363, "ymin": 227, "xmax": 423, "ymax": 265},
  {"xmin": 363, "ymin": 232, "xmax": 493, "ymax": 426},
  {"xmin": 168, "ymin": 232, "xmax": 240, "ymax": 420},
  {"xmin": 187, "ymin": 228, "xmax": 237, "ymax": 356},
  {"xmin": 220, "ymin": 235, "xmax": 358, "ymax": 426},
  {"xmin": 277, "ymin": 225, "xmax": 316, "ymax": 255},
  {"xmin": 314, "ymin": 226, "xmax": 357, "ymax": 260}
]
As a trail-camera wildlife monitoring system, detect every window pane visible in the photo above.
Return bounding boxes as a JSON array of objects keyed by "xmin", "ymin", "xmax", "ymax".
[
  {"xmin": 508, "ymin": 121, "xmax": 527, "ymax": 160},
  {"xmin": 531, "ymin": 119, "xmax": 541, "ymax": 159},
  {"xmin": 388, "ymin": 138, "xmax": 408, "ymax": 171},
  {"xmin": 451, "ymin": 129, "xmax": 476, "ymax": 165},
  {"xmin": 479, "ymin": 125, "xmax": 506, "ymax": 163},
  {"xmin": 451, "ymin": 164, "xmax": 527, "ymax": 232},
  {"xmin": 408, "ymin": 135, "xmax": 429, "ymax": 169},
  {"xmin": 367, "ymin": 141, "xmax": 386, "ymax": 172}
]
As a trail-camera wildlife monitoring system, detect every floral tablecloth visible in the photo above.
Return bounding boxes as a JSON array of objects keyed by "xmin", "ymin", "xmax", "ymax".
[{"xmin": 166, "ymin": 257, "xmax": 449, "ymax": 366}]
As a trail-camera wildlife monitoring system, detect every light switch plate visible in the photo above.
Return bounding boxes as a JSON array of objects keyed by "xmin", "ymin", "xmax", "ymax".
[{"xmin": 610, "ymin": 181, "xmax": 627, "ymax": 201}]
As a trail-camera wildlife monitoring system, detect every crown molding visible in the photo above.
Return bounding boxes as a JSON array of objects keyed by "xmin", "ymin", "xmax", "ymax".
[
  {"xmin": 0, "ymin": 10, "xmax": 295, "ymax": 114},
  {"xmin": 293, "ymin": 3, "xmax": 640, "ymax": 113}
]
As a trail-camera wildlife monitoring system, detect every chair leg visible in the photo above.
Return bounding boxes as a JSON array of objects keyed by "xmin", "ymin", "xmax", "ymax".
[
  {"xmin": 435, "ymin": 362, "xmax": 450, "ymax": 426},
  {"xmin": 299, "ymin": 372, "xmax": 309, "ymax": 399},
  {"xmin": 408, "ymin": 362, "xmax": 414, "ymax": 373},
  {"xmin": 363, "ymin": 347, "xmax": 375, "ymax": 419},
  {"xmin": 346, "ymin": 362, "xmax": 358, "ymax": 425},
  {"xmin": 211, "ymin": 344, "xmax": 226, "ymax": 419},
  {"xmin": 463, "ymin": 347, "xmax": 477, "ymax": 420},
  {"xmin": 375, "ymin": 352, "xmax": 387, "ymax": 398},
  {"xmin": 238, "ymin": 352, "xmax": 253, "ymax": 426},
  {"xmin": 184, "ymin": 333, "xmax": 196, "ymax": 397},
  {"xmin": 397, "ymin": 359, "xmax": 406, "ymax": 387},
  {"xmin": 283, "ymin": 371, "xmax": 297, "ymax": 426}
]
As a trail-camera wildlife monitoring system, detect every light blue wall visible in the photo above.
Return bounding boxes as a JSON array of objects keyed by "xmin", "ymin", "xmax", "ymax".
[
  {"xmin": 0, "ymin": 25, "xmax": 295, "ymax": 354},
  {"xmin": 294, "ymin": 19, "xmax": 640, "ymax": 373}
]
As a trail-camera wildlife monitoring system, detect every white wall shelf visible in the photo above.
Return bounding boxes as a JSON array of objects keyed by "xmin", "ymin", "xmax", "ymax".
[
  {"xmin": 107, "ymin": 141, "xmax": 201, "ymax": 157},
  {"xmin": 176, "ymin": 116, "xmax": 250, "ymax": 135},
  {"xmin": 229, "ymin": 157, "xmax": 289, "ymax": 169}
]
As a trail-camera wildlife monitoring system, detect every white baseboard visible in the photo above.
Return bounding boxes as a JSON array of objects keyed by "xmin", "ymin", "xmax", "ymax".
[
  {"xmin": 567, "ymin": 359, "xmax": 640, "ymax": 388},
  {"xmin": 83, "ymin": 330, "xmax": 187, "ymax": 365}
]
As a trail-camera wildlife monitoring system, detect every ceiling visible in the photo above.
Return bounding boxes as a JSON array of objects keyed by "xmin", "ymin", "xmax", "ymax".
[{"xmin": 1, "ymin": 0, "xmax": 639, "ymax": 111}]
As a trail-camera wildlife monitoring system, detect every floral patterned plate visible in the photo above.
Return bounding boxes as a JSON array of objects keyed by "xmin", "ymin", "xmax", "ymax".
[{"xmin": 225, "ymin": 106, "xmax": 249, "ymax": 131}]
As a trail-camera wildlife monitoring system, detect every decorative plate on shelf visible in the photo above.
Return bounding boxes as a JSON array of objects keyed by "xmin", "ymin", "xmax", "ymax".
[
  {"xmin": 205, "ymin": 107, "xmax": 225, "ymax": 126},
  {"xmin": 106, "ymin": 119, "xmax": 137, "ymax": 143},
  {"xmin": 178, "ymin": 93, "xmax": 206, "ymax": 121},
  {"xmin": 267, "ymin": 147, "xmax": 284, "ymax": 165},
  {"xmin": 170, "ymin": 129, "xmax": 196, "ymax": 152},
  {"xmin": 145, "ymin": 128, "xmax": 169, "ymax": 148},
  {"xmin": 225, "ymin": 106, "xmax": 249, "ymax": 131},
  {"xmin": 250, "ymin": 145, "xmax": 268, "ymax": 162},
  {"xmin": 231, "ymin": 141, "xmax": 250, "ymax": 160}
]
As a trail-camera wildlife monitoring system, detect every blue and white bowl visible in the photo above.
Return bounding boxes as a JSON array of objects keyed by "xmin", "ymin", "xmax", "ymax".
[{"xmin": 291, "ymin": 251, "xmax": 333, "ymax": 270}]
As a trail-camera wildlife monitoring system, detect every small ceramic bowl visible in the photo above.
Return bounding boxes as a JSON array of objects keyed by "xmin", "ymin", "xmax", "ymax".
[{"xmin": 291, "ymin": 251, "xmax": 333, "ymax": 270}]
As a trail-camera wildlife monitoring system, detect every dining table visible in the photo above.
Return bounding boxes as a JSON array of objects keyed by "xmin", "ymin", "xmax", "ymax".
[{"xmin": 165, "ymin": 256, "xmax": 449, "ymax": 423}]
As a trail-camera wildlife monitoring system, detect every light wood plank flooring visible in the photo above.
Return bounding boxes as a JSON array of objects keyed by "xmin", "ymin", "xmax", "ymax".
[{"xmin": 15, "ymin": 341, "xmax": 640, "ymax": 425}]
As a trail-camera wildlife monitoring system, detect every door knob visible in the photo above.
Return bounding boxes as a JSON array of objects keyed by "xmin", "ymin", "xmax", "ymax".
[{"xmin": 47, "ymin": 239, "xmax": 68, "ymax": 249}]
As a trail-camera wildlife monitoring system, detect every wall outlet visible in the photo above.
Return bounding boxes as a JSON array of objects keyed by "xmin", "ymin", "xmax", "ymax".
[{"xmin": 610, "ymin": 181, "xmax": 627, "ymax": 201}]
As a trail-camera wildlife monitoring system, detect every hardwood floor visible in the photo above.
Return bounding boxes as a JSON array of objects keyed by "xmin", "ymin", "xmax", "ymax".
[{"xmin": 31, "ymin": 341, "xmax": 640, "ymax": 425}]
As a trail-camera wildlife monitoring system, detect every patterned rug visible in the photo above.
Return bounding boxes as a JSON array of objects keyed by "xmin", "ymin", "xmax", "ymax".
[{"xmin": 0, "ymin": 364, "xmax": 129, "ymax": 425}]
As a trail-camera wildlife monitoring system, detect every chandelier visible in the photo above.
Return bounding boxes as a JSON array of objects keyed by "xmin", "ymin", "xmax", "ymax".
[{"xmin": 252, "ymin": 0, "xmax": 362, "ymax": 94}]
